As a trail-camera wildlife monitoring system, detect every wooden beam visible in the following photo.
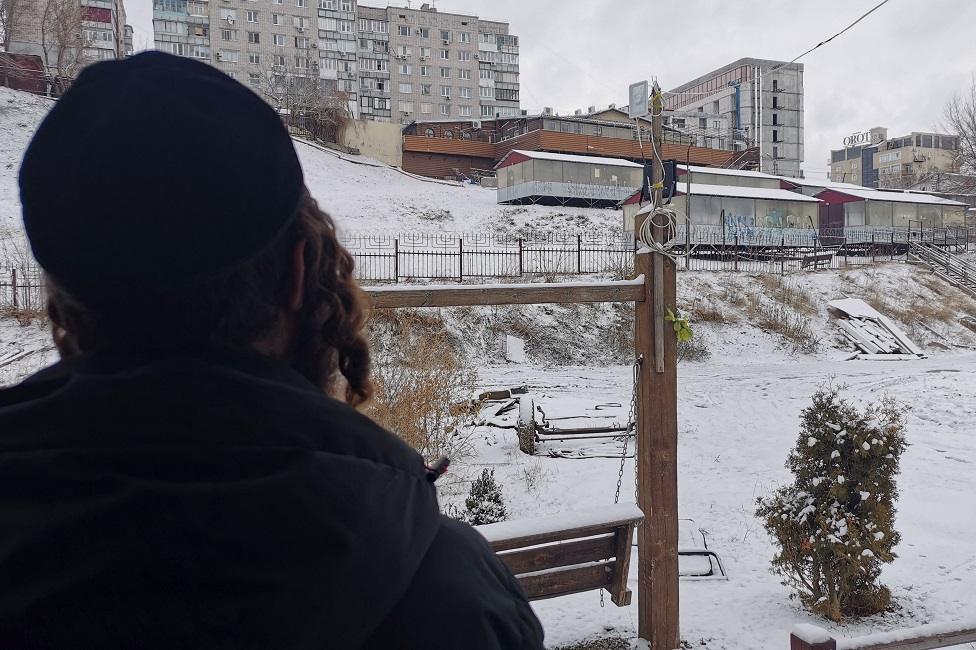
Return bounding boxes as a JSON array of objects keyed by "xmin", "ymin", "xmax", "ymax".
[
  {"xmin": 363, "ymin": 276, "xmax": 646, "ymax": 308},
  {"xmin": 636, "ymin": 81, "xmax": 681, "ymax": 650},
  {"xmin": 496, "ymin": 534, "xmax": 616, "ymax": 575},
  {"xmin": 518, "ymin": 562, "xmax": 614, "ymax": 601}
]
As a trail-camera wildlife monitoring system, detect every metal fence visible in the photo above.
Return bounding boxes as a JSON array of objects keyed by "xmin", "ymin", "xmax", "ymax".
[{"xmin": 1, "ymin": 227, "xmax": 974, "ymax": 311}]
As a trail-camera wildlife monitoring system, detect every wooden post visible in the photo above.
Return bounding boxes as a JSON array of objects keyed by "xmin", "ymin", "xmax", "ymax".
[
  {"xmin": 634, "ymin": 81, "xmax": 680, "ymax": 650},
  {"xmin": 789, "ymin": 632, "xmax": 836, "ymax": 650}
]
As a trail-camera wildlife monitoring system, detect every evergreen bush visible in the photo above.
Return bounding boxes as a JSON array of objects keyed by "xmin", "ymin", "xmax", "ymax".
[
  {"xmin": 464, "ymin": 468, "xmax": 508, "ymax": 526},
  {"xmin": 756, "ymin": 384, "xmax": 908, "ymax": 621}
]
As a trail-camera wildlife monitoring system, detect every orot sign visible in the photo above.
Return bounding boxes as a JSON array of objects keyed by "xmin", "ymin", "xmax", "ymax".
[{"xmin": 843, "ymin": 131, "xmax": 876, "ymax": 148}]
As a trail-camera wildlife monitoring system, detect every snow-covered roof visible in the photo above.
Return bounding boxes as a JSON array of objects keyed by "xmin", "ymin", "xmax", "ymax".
[
  {"xmin": 676, "ymin": 183, "xmax": 823, "ymax": 202},
  {"xmin": 498, "ymin": 149, "xmax": 643, "ymax": 169},
  {"xmin": 817, "ymin": 186, "xmax": 968, "ymax": 206},
  {"xmin": 678, "ymin": 164, "xmax": 782, "ymax": 181},
  {"xmin": 781, "ymin": 177, "xmax": 865, "ymax": 191}
]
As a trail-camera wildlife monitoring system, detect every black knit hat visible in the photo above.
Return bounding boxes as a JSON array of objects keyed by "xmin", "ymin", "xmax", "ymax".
[{"xmin": 19, "ymin": 51, "xmax": 304, "ymax": 304}]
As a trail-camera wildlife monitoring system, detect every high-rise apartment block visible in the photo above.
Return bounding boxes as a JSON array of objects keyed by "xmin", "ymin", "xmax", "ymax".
[
  {"xmin": 7, "ymin": 0, "xmax": 129, "ymax": 69},
  {"xmin": 666, "ymin": 58, "xmax": 805, "ymax": 178},
  {"xmin": 152, "ymin": 0, "xmax": 519, "ymax": 122}
]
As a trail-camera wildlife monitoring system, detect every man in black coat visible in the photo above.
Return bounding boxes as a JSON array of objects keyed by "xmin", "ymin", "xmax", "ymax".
[{"xmin": 0, "ymin": 52, "xmax": 544, "ymax": 649}]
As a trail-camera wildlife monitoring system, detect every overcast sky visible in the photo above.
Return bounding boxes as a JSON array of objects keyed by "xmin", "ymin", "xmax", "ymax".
[{"xmin": 126, "ymin": 0, "xmax": 976, "ymax": 177}]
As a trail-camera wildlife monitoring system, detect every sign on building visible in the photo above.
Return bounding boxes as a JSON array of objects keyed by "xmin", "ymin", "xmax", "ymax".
[
  {"xmin": 843, "ymin": 131, "xmax": 880, "ymax": 148},
  {"xmin": 628, "ymin": 81, "xmax": 649, "ymax": 119}
]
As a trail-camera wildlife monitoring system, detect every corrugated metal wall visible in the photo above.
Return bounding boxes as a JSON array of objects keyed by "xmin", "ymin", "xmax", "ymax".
[{"xmin": 402, "ymin": 151, "xmax": 496, "ymax": 180}]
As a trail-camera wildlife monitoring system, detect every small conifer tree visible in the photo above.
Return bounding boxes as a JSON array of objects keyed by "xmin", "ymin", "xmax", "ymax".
[
  {"xmin": 756, "ymin": 385, "xmax": 908, "ymax": 621},
  {"xmin": 464, "ymin": 468, "xmax": 508, "ymax": 526}
]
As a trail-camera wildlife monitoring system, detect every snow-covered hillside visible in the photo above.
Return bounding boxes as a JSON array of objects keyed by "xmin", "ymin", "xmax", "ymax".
[{"xmin": 0, "ymin": 87, "xmax": 619, "ymax": 248}]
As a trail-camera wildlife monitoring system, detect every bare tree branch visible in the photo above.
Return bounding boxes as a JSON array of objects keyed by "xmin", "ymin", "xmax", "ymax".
[
  {"xmin": 40, "ymin": 0, "xmax": 92, "ymax": 93},
  {"xmin": 944, "ymin": 75, "xmax": 976, "ymax": 175}
]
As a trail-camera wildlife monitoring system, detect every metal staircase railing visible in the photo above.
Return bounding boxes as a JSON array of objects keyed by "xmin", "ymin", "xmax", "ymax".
[{"xmin": 908, "ymin": 242, "xmax": 976, "ymax": 297}]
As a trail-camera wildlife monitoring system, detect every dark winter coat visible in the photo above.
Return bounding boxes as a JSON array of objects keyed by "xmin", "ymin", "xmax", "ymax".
[{"xmin": 0, "ymin": 350, "xmax": 544, "ymax": 649}]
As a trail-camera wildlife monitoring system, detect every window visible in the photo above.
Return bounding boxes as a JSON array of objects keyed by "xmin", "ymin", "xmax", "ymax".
[
  {"xmin": 698, "ymin": 117, "xmax": 706, "ymax": 129},
  {"xmin": 439, "ymin": 48, "xmax": 449, "ymax": 60},
  {"xmin": 220, "ymin": 7, "xmax": 237, "ymax": 20},
  {"xmin": 320, "ymin": 0, "xmax": 335, "ymax": 7},
  {"xmin": 457, "ymin": 50, "xmax": 470, "ymax": 62},
  {"xmin": 221, "ymin": 29, "xmax": 236, "ymax": 40},
  {"xmin": 297, "ymin": 0, "xmax": 306, "ymax": 6},
  {"xmin": 421, "ymin": 103, "xmax": 432, "ymax": 114},
  {"xmin": 248, "ymin": 53, "xmax": 260, "ymax": 64},
  {"xmin": 249, "ymin": 72, "xmax": 261, "ymax": 85},
  {"xmin": 421, "ymin": 84, "xmax": 431, "ymax": 95},
  {"xmin": 419, "ymin": 46, "xmax": 431, "ymax": 58},
  {"xmin": 273, "ymin": 33, "xmax": 285, "ymax": 46},
  {"xmin": 594, "ymin": 126, "xmax": 602, "ymax": 137},
  {"xmin": 294, "ymin": 16, "xmax": 309, "ymax": 29},
  {"xmin": 191, "ymin": 44, "xmax": 210, "ymax": 59},
  {"xmin": 439, "ymin": 104, "xmax": 449, "ymax": 116},
  {"xmin": 458, "ymin": 69, "xmax": 471, "ymax": 80},
  {"xmin": 337, "ymin": 19, "xmax": 351, "ymax": 32},
  {"xmin": 425, "ymin": 127, "xmax": 435, "ymax": 136},
  {"xmin": 219, "ymin": 49, "xmax": 240, "ymax": 63},
  {"xmin": 190, "ymin": 24, "xmax": 208, "ymax": 37},
  {"xmin": 479, "ymin": 69, "xmax": 492, "ymax": 80},
  {"xmin": 479, "ymin": 86, "xmax": 492, "ymax": 98},
  {"xmin": 246, "ymin": 10, "xmax": 258, "ymax": 22},
  {"xmin": 247, "ymin": 31, "xmax": 260, "ymax": 44},
  {"xmin": 480, "ymin": 32, "xmax": 495, "ymax": 45},
  {"xmin": 419, "ymin": 27, "xmax": 429, "ymax": 38},
  {"xmin": 773, "ymin": 145, "xmax": 779, "ymax": 158},
  {"xmin": 771, "ymin": 79, "xmax": 778, "ymax": 92},
  {"xmin": 772, "ymin": 114, "xmax": 778, "ymax": 125},
  {"xmin": 399, "ymin": 63, "xmax": 411, "ymax": 74},
  {"xmin": 712, "ymin": 120, "xmax": 720, "ymax": 129},
  {"xmin": 273, "ymin": 54, "xmax": 286, "ymax": 67},
  {"xmin": 440, "ymin": 85, "xmax": 451, "ymax": 97},
  {"xmin": 294, "ymin": 36, "xmax": 308, "ymax": 48},
  {"xmin": 459, "ymin": 86, "xmax": 471, "ymax": 98},
  {"xmin": 420, "ymin": 65, "xmax": 430, "ymax": 77},
  {"xmin": 458, "ymin": 31, "xmax": 470, "ymax": 43},
  {"xmin": 772, "ymin": 96, "xmax": 778, "ymax": 109},
  {"xmin": 399, "ymin": 82, "xmax": 412, "ymax": 94},
  {"xmin": 458, "ymin": 105, "xmax": 471, "ymax": 116},
  {"xmin": 398, "ymin": 25, "xmax": 409, "ymax": 36},
  {"xmin": 295, "ymin": 56, "xmax": 308, "ymax": 68},
  {"xmin": 399, "ymin": 101, "xmax": 414, "ymax": 114},
  {"xmin": 772, "ymin": 129, "xmax": 779, "ymax": 142},
  {"xmin": 271, "ymin": 13, "xmax": 282, "ymax": 25},
  {"xmin": 481, "ymin": 104, "xmax": 493, "ymax": 117},
  {"xmin": 439, "ymin": 67, "xmax": 450, "ymax": 78},
  {"xmin": 340, "ymin": 0, "xmax": 351, "ymax": 10},
  {"xmin": 440, "ymin": 29, "xmax": 450, "ymax": 42}
]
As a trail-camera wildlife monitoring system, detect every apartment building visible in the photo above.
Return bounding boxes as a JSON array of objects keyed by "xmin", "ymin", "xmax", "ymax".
[
  {"xmin": 7, "ymin": 0, "xmax": 129, "ymax": 73},
  {"xmin": 666, "ymin": 58, "xmax": 805, "ymax": 178},
  {"xmin": 152, "ymin": 0, "xmax": 519, "ymax": 122},
  {"xmin": 829, "ymin": 127, "xmax": 960, "ymax": 188}
]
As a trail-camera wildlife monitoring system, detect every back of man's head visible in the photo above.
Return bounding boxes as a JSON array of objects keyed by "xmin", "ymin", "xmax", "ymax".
[{"xmin": 18, "ymin": 52, "xmax": 371, "ymax": 404}]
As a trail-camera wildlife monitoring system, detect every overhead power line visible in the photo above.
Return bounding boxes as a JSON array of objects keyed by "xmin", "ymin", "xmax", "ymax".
[{"xmin": 769, "ymin": 0, "xmax": 894, "ymax": 73}]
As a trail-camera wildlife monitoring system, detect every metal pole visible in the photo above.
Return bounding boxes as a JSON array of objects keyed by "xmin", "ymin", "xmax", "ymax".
[
  {"xmin": 394, "ymin": 238, "xmax": 399, "ymax": 283},
  {"xmin": 458, "ymin": 237, "xmax": 464, "ymax": 282},
  {"xmin": 685, "ymin": 145, "xmax": 692, "ymax": 271},
  {"xmin": 11, "ymin": 269, "xmax": 17, "ymax": 310},
  {"xmin": 518, "ymin": 238, "xmax": 524, "ymax": 276},
  {"xmin": 577, "ymin": 233, "xmax": 582, "ymax": 274}
]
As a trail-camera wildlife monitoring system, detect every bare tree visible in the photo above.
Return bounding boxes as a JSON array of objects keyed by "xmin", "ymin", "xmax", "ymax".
[
  {"xmin": 0, "ymin": 0, "xmax": 29, "ymax": 51},
  {"xmin": 256, "ymin": 59, "xmax": 350, "ymax": 144},
  {"xmin": 944, "ymin": 76, "xmax": 976, "ymax": 175},
  {"xmin": 40, "ymin": 0, "xmax": 91, "ymax": 94}
]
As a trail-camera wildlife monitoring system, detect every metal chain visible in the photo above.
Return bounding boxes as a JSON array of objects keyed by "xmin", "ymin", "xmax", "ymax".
[
  {"xmin": 605, "ymin": 356, "xmax": 643, "ymax": 609},
  {"xmin": 614, "ymin": 356, "xmax": 643, "ymax": 505}
]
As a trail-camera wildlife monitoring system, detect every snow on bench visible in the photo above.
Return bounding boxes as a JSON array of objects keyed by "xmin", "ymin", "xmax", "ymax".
[
  {"xmin": 476, "ymin": 503, "xmax": 644, "ymax": 547},
  {"xmin": 790, "ymin": 618, "xmax": 976, "ymax": 650}
]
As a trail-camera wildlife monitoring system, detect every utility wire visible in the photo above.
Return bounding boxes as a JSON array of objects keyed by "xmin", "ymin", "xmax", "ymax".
[{"xmin": 768, "ymin": 0, "xmax": 894, "ymax": 74}]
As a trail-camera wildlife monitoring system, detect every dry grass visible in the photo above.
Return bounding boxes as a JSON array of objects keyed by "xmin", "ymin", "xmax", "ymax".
[
  {"xmin": 0, "ymin": 305, "xmax": 47, "ymax": 325},
  {"xmin": 365, "ymin": 310, "xmax": 478, "ymax": 463},
  {"xmin": 758, "ymin": 274, "xmax": 818, "ymax": 315},
  {"xmin": 686, "ymin": 297, "xmax": 732, "ymax": 324},
  {"xmin": 748, "ymin": 294, "xmax": 820, "ymax": 354}
]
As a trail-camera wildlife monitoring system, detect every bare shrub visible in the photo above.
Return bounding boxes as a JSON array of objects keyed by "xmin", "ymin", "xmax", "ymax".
[
  {"xmin": 365, "ymin": 309, "xmax": 477, "ymax": 463},
  {"xmin": 720, "ymin": 273, "xmax": 747, "ymax": 307},
  {"xmin": 686, "ymin": 297, "xmax": 729, "ymax": 323},
  {"xmin": 677, "ymin": 335, "xmax": 711, "ymax": 362}
]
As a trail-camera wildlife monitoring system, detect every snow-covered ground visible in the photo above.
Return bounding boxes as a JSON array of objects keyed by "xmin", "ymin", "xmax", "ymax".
[{"xmin": 453, "ymin": 355, "xmax": 976, "ymax": 648}]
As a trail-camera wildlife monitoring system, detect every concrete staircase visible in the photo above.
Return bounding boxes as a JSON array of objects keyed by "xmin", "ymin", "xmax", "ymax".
[{"xmin": 909, "ymin": 242, "xmax": 976, "ymax": 297}]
